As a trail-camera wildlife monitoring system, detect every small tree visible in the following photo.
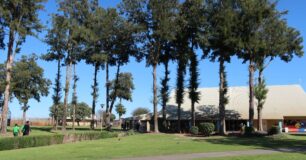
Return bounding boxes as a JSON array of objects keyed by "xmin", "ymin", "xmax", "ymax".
[
  {"xmin": 69, "ymin": 102, "xmax": 91, "ymax": 126},
  {"xmin": 109, "ymin": 73, "xmax": 134, "ymax": 103},
  {"xmin": 12, "ymin": 55, "xmax": 51, "ymax": 123},
  {"xmin": 115, "ymin": 103, "xmax": 126, "ymax": 127},
  {"xmin": 50, "ymin": 103, "xmax": 65, "ymax": 122},
  {"xmin": 132, "ymin": 107, "xmax": 150, "ymax": 117}
]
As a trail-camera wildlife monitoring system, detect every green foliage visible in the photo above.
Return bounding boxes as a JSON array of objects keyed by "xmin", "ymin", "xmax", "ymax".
[
  {"xmin": 0, "ymin": 134, "xmax": 64, "ymax": 151},
  {"xmin": 268, "ymin": 126, "xmax": 281, "ymax": 135},
  {"xmin": 115, "ymin": 103, "xmax": 126, "ymax": 117},
  {"xmin": 132, "ymin": 107, "xmax": 150, "ymax": 116},
  {"xmin": 190, "ymin": 126, "xmax": 199, "ymax": 135},
  {"xmin": 199, "ymin": 123, "xmax": 215, "ymax": 136},
  {"xmin": 11, "ymin": 55, "xmax": 51, "ymax": 112},
  {"xmin": 69, "ymin": 102, "xmax": 91, "ymax": 124},
  {"xmin": 255, "ymin": 78, "xmax": 268, "ymax": 108},
  {"xmin": 244, "ymin": 126, "xmax": 255, "ymax": 136},
  {"xmin": 49, "ymin": 103, "xmax": 65, "ymax": 119},
  {"xmin": 101, "ymin": 111, "xmax": 116, "ymax": 122},
  {"xmin": 110, "ymin": 73, "xmax": 134, "ymax": 102},
  {"xmin": 0, "ymin": 131, "xmax": 119, "ymax": 151}
]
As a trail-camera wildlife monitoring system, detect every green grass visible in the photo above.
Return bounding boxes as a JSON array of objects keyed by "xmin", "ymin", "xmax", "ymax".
[
  {"xmin": 197, "ymin": 153, "xmax": 306, "ymax": 160},
  {"xmin": 1, "ymin": 133, "xmax": 306, "ymax": 160}
]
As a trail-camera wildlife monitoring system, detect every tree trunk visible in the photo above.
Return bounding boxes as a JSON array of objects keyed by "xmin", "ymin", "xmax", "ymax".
[
  {"xmin": 72, "ymin": 64, "xmax": 77, "ymax": 131},
  {"xmin": 62, "ymin": 61, "xmax": 72, "ymax": 132},
  {"xmin": 219, "ymin": 59, "xmax": 226, "ymax": 135},
  {"xmin": 54, "ymin": 104, "xmax": 58, "ymax": 131},
  {"xmin": 191, "ymin": 102, "xmax": 195, "ymax": 127},
  {"xmin": 91, "ymin": 64, "xmax": 99, "ymax": 129},
  {"xmin": 1, "ymin": 29, "xmax": 15, "ymax": 135},
  {"xmin": 257, "ymin": 69, "xmax": 263, "ymax": 131},
  {"xmin": 119, "ymin": 115, "xmax": 122, "ymax": 129},
  {"xmin": 106, "ymin": 61, "xmax": 109, "ymax": 113},
  {"xmin": 153, "ymin": 64, "xmax": 159, "ymax": 133},
  {"xmin": 53, "ymin": 58, "xmax": 61, "ymax": 131},
  {"xmin": 249, "ymin": 60, "xmax": 255, "ymax": 127},
  {"xmin": 23, "ymin": 110, "xmax": 26, "ymax": 124},
  {"xmin": 109, "ymin": 63, "xmax": 121, "ymax": 113},
  {"xmin": 162, "ymin": 61, "xmax": 169, "ymax": 130},
  {"xmin": 106, "ymin": 63, "xmax": 121, "ymax": 130},
  {"xmin": 177, "ymin": 103, "xmax": 181, "ymax": 133},
  {"xmin": 105, "ymin": 61, "xmax": 110, "ymax": 127}
]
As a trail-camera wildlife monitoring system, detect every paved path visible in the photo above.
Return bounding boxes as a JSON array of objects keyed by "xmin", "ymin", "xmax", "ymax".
[{"xmin": 116, "ymin": 148, "xmax": 306, "ymax": 160}]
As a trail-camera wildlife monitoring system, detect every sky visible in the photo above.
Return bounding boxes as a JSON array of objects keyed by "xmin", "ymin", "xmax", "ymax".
[{"xmin": 1, "ymin": 0, "xmax": 306, "ymax": 119}]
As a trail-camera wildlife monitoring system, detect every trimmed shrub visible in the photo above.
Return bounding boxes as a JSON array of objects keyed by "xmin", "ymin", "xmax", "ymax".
[
  {"xmin": 268, "ymin": 126, "xmax": 281, "ymax": 135},
  {"xmin": 244, "ymin": 126, "xmax": 255, "ymax": 136},
  {"xmin": 199, "ymin": 123, "xmax": 215, "ymax": 136},
  {"xmin": 0, "ymin": 131, "xmax": 119, "ymax": 151},
  {"xmin": 0, "ymin": 134, "xmax": 64, "ymax": 151},
  {"xmin": 190, "ymin": 126, "xmax": 199, "ymax": 135}
]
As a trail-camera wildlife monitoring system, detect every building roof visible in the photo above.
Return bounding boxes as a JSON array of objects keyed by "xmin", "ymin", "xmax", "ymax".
[{"xmin": 166, "ymin": 85, "xmax": 306, "ymax": 120}]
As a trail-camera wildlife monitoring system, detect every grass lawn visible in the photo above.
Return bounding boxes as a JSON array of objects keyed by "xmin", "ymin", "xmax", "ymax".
[
  {"xmin": 1, "ymin": 133, "xmax": 306, "ymax": 160},
  {"xmin": 197, "ymin": 153, "xmax": 306, "ymax": 160}
]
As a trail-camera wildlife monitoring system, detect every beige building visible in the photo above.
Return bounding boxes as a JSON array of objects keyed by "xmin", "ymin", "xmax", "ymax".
[{"xmin": 165, "ymin": 84, "xmax": 306, "ymax": 131}]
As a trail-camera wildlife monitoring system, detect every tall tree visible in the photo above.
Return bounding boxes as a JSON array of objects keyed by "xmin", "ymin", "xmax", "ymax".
[
  {"xmin": 179, "ymin": 0, "xmax": 206, "ymax": 128},
  {"xmin": 188, "ymin": 51, "xmax": 200, "ymax": 127},
  {"xmin": 12, "ymin": 55, "xmax": 51, "ymax": 123},
  {"xmin": 82, "ymin": 4, "xmax": 107, "ymax": 129},
  {"xmin": 56, "ymin": 0, "xmax": 88, "ymax": 131},
  {"xmin": 0, "ymin": 0, "xmax": 45, "ymax": 134},
  {"xmin": 120, "ymin": 0, "xmax": 179, "ymax": 133},
  {"xmin": 253, "ymin": 8, "xmax": 303, "ymax": 131},
  {"xmin": 71, "ymin": 64, "xmax": 79, "ymax": 130},
  {"xmin": 43, "ymin": 15, "xmax": 66, "ymax": 130},
  {"xmin": 202, "ymin": 0, "xmax": 239, "ymax": 135},
  {"xmin": 236, "ymin": 0, "xmax": 304, "ymax": 128},
  {"xmin": 100, "ymin": 8, "xmax": 141, "ymax": 128},
  {"xmin": 159, "ymin": 45, "xmax": 173, "ymax": 130}
]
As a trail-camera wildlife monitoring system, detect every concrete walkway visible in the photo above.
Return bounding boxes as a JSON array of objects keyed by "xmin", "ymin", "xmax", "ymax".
[{"xmin": 116, "ymin": 148, "xmax": 306, "ymax": 160}]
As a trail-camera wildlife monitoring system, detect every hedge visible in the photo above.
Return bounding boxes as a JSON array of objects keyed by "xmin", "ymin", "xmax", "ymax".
[{"xmin": 0, "ymin": 131, "xmax": 119, "ymax": 151}]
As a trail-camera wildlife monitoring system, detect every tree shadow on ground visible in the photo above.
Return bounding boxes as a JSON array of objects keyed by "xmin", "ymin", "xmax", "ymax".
[{"xmin": 194, "ymin": 135, "xmax": 306, "ymax": 154}]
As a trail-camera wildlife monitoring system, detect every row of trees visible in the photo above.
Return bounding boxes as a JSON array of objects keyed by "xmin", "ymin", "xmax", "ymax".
[{"xmin": 0, "ymin": 0, "xmax": 303, "ymax": 135}]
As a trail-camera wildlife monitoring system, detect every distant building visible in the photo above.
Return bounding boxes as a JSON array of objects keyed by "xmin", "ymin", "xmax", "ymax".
[{"xmin": 133, "ymin": 85, "xmax": 306, "ymax": 132}]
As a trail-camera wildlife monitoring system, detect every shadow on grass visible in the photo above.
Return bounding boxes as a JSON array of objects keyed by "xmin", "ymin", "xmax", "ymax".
[{"xmin": 195, "ymin": 135, "xmax": 306, "ymax": 154}]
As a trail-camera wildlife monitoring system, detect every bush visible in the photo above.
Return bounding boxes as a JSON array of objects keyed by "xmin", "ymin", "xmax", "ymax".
[
  {"xmin": 190, "ymin": 126, "xmax": 199, "ymax": 135},
  {"xmin": 0, "ymin": 134, "xmax": 64, "ymax": 151},
  {"xmin": 199, "ymin": 123, "xmax": 215, "ymax": 136},
  {"xmin": 244, "ymin": 126, "xmax": 255, "ymax": 136},
  {"xmin": 268, "ymin": 126, "xmax": 281, "ymax": 135},
  {"xmin": 0, "ymin": 131, "xmax": 119, "ymax": 151}
]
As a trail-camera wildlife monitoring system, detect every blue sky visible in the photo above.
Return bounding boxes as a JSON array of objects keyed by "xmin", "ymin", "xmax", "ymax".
[{"xmin": 1, "ymin": 0, "xmax": 305, "ymax": 119}]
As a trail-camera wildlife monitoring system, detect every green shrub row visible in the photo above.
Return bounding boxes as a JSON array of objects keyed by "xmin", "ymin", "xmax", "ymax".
[
  {"xmin": 0, "ymin": 131, "xmax": 119, "ymax": 151},
  {"xmin": 0, "ymin": 134, "xmax": 64, "ymax": 151}
]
